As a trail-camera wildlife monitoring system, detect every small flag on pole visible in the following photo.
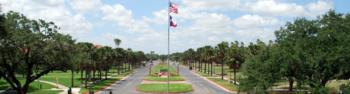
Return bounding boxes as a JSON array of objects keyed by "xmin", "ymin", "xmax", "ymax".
[
  {"xmin": 170, "ymin": 16, "xmax": 177, "ymax": 28},
  {"xmin": 169, "ymin": 2, "xmax": 178, "ymax": 14}
]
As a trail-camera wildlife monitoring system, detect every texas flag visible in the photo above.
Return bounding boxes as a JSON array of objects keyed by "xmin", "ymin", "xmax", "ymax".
[
  {"xmin": 169, "ymin": 2, "xmax": 178, "ymax": 14},
  {"xmin": 170, "ymin": 16, "xmax": 177, "ymax": 28}
]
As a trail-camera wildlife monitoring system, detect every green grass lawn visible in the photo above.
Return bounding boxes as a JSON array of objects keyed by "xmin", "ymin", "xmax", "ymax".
[
  {"xmin": 137, "ymin": 83, "xmax": 193, "ymax": 93},
  {"xmin": 326, "ymin": 80, "xmax": 350, "ymax": 90},
  {"xmin": 0, "ymin": 68, "xmax": 132, "ymax": 94},
  {"xmin": 208, "ymin": 78, "xmax": 237, "ymax": 91},
  {"xmin": 28, "ymin": 90, "xmax": 62, "ymax": 94},
  {"xmin": 40, "ymin": 71, "xmax": 82, "ymax": 87},
  {"xmin": 144, "ymin": 76, "xmax": 185, "ymax": 81},
  {"xmin": 80, "ymin": 78, "xmax": 120, "ymax": 93},
  {"xmin": 40, "ymin": 69, "xmax": 131, "ymax": 87},
  {"xmin": 0, "ymin": 78, "xmax": 62, "ymax": 94}
]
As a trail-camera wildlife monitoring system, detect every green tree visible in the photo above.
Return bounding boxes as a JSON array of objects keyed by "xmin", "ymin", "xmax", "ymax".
[
  {"xmin": 240, "ymin": 41, "xmax": 279, "ymax": 94},
  {"xmin": 226, "ymin": 41, "xmax": 246, "ymax": 84},
  {"xmin": 216, "ymin": 41, "xmax": 229, "ymax": 80},
  {"xmin": 114, "ymin": 38, "xmax": 121, "ymax": 48},
  {"xmin": 0, "ymin": 11, "xmax": 73, "ymax": 94}
]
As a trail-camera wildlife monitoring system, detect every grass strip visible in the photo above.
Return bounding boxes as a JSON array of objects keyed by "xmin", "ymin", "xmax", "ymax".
[{"xmin": 137, "ymin": 83, "xmax": 193, "ymax": 93}]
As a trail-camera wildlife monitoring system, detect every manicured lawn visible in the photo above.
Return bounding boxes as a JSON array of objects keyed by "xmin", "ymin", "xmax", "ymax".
[
  {"xmin": 327, "ymin": 80, "xmax": 349, "ymax": 90},
  {"xmin": 40, "ymin": 71, "xmax": 85, "ymax": 87},
  {"xmin": 28, "ymin": 90, "xmax": 62, "ymax": 94},
  {"xmin": 40, "ymin": 70, "xmax": 131, "ymax": 87},
  {"xmin": 137, "ymin": 83, "xmax": 193, "ymax": 93},
  {"xmin": 0, "ymin": 80, "xmax": 9, "ymax": 90},
  {"xmin": 208, "ymin": 78, "xmax": 237, "ymax": 91},
  {"xmin": 0, "ymin": 79, "xmax": 62, "ymax": 94},
  {"xmin": 144, "ymin": 76, "xmax": 185, "ymax": 81},
  {"xmin": 80, "ymin": 78, "xmax": 120, "ymax": 93}
]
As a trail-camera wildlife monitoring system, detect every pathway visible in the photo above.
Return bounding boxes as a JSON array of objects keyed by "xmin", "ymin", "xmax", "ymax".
[{"xmin": 36, "ymin": 80, "xmax": 80, "ymax": 94}]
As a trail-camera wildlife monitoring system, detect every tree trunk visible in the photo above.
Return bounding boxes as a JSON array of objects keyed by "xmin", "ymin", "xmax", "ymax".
[
  {"xmin": 233, "ymin": 68, "xmax": 237, "ymax": 84},
  {"xmin": 288, "ymin": 78, "xmax": 294, "ymax": 93},
  {"xmin": 204, "ymin": 61, "xmax": 207, "ymax": 73},
  {"xmin": 207, "ymin": 62, "xmax": 210, "ymax": 74},
  {"xmin": 117, "ymin": 63, "xmax": 120, "ymax": 75},
  {"xmin": 128, "ymin": 62, "xmax": 131, "ymax": 71},
  {"xmin": 105, "ymin": 69, "xmax": 108, "ymax": 79},
  {"xmin": 200, "ymin": 61, "xmax": 203, "ymax": 72},
  {"xmin": 71, "ymin": 69, "xmax": 74, "ymax": 87},
  {"xmin": 210, "ymin": 62, "xmax": 213, "ymax": 76},
  {"xmin": 221, "ymin": 60, "xmax": 224, "ymax": 80},
  {"xmin": 92, "ymin": 70, "xmax": 95, "ymax": 82},
  {"xmin": 15, "ymin": 87, "xmax": 28, "ymax": 94},
  {"xmin": 99, "ymin": 70, "xmax": 102, "ymax": 80},
  {"xmin": 80, "ymin": 70, "xmax": 83, "ymax": 84},
  {"xmin": 85, "ymin": 70, "xmax": 88, "ymax": 88}
]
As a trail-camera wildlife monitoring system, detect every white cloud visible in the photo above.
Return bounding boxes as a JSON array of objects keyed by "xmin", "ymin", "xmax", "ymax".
[
  {"xmin": 233, "ymin": 14, "xmax": 279, "ymax": 29},
  {"xmin": 101, "ymin": 4, "xmax": 152, "ymax": 33},
  {"xmin": 0, "ymin": 0, "xmax": 334, "ymax": 54},
  {"xmin": 182, "ymin": 0, "xmax": 240, "ymax": 11},
  {"xmin": 244, "ymin": 0, "xmax": 333, "ymax": 17},
  {"xmin": 69, "ymin": 0, "xmax": 102, "ymax": 13},
  {"xmin": 0, "ymin": 0, "xmax": 92, "ymax": 34},
  {"xmin": 244, "ymin": 0, "xmax": 306, "ymax": 16},
  {"xmin": 307, "ymin": 0, "xmax": 333, "ymax": 16},
  {"xmin": 181, "ymin": 0, "xmax": 333, "ymax": 17},
  {"xmin": 142, "ymin": 9, "xmax": 167, "ymax": 25}
]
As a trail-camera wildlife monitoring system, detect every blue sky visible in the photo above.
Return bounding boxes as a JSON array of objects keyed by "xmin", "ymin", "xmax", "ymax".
[{"xmin": 0, "ymin": 0, "xmax": 349, "ymax": 54}]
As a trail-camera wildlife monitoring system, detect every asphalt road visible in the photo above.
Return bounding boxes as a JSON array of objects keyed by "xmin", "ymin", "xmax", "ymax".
[
  {"xmin": 98, "ymin": 62, "xmax": 152, "ymax": 94},
  {"xmin": 176, "ymin": 64, "xmax": 233, "ymax": 94},
  {"xmin": 98, "ymin": 61, "xmax": 233, "ymax": 94}
]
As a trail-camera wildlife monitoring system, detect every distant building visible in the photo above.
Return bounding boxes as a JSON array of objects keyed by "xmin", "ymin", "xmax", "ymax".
[{"xmin": 94, "ymin": 45, "xmax": 103, "ymax": 49}]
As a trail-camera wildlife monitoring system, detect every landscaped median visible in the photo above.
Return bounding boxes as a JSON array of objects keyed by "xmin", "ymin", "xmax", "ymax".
[
  {"xmin": 144, "ymin": 76, "xmax": 185, "ymax": 81},
  {"xmin": 137, "ymin": 83, "xmax": 193, "ymax": 93},
  {"xmin": 137, "ymin": 62, "xmax": 193, "ymax": 93}
]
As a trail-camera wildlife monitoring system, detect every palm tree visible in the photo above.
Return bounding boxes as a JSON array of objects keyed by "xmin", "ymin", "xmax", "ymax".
[
  {"xmin": 216, "ymin": 42, "xmax": 229, "ymax": 80},
  {"xmin": 114, "ymin": 38, "xmax": 121, "ymax": 48},
  {"xmin": 227, "ymin": 41, "xmax": 246, "ymax": 84},
  {"xmin": 203, "ymin": 46, "xmax": 215, "ymax": 76},
  {"xmin": 114, "ymin": 48, "xmax": 125, "ymax": 74},
  {"xmin": 196, "ymin": 47, "xmax": 205, "ymax": 72},
  {"xmin": 76, "ymin": 42, "xmax": 95, "ymax": 87}
]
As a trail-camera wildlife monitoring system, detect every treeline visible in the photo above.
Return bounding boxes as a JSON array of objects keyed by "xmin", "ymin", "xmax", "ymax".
[
  {"xmin": 171, "ymin": 10, "xmax": 350, "ymax": 93},
  {"xmin": 0, "ymin": 11, "xmax": 149, "ymax": 94}
]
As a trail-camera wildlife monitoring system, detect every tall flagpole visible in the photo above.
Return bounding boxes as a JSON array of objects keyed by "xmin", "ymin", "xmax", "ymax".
[{"xmin": 167, "ymin": 0, "xmax": 170, "ymax": 94}]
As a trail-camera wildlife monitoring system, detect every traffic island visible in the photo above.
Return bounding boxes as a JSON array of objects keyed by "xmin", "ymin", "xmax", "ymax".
[
  {"xmin": 137, "ymin": 83, "xmax": 193, "ymax": 93},
  {"xmin": 137, "ymin": 62, "xmax": 193, "ymax": 93}
]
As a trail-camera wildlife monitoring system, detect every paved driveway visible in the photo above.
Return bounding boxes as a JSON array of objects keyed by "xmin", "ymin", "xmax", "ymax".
[
  {"xmin": 177, "ymin": 64, "xmax": 234, "ymax": 94},
  {"xmin": 98, "ymin": 61, "xmax": 234, "ymax": 94}
]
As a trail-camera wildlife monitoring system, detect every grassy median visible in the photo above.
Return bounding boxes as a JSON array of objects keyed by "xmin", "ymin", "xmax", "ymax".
[
  {"xmin": 137, "ymin": 83, "xmax": 193, "ymax": 93},
  {"xmin": 144, "ymin": 76, "xmax": 185, "ymax": 81}
]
